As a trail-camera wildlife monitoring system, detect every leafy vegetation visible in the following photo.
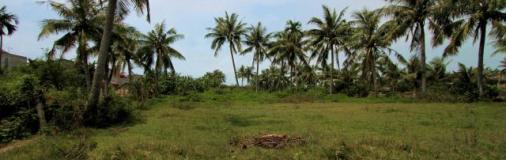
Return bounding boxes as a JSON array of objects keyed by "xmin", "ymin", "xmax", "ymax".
[
  {"xmin": 1, "ymin": 91, "xmax": 505, "ymax": 159},
  {"xmin": 0, "ymin": 0, "xmax": 506, "ymax": 159}
]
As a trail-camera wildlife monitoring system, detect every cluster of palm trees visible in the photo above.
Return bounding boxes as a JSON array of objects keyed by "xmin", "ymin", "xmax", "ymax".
[
  {"xmin": 207, "ymin": 0, "xmax": 506, "ymax": 97},
  {"xmin": 37, "ymin": 0, "xmax": 186, "ymax": 107}
]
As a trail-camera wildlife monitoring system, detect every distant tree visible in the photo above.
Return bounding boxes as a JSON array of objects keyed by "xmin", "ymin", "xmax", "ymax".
[
  {"xmin": 350, "ymin": 9, "xmax": 397, "ymax": 94},
  {"xmin": 206, "ymin": 12, "xmax": 247, "ymax": 86},
  {"xmin": 111, "ymin": 24, "xmax": 142, "ymax": 82},
  {"xmin": 238, "ymin": 65, "xmax": 254, "ymax": 86},
  {"xmin": 242, "ymin": 22, "xmax": 271, "ymax": 92},
  {"xmin": 38, "ymin": 0, "xmax": 103, "ymax": 87},
  {"xmin": 382, "ymin": 0, "xmax": 440, "ymax": 95},
  {"xmin": 308, "ymin": 5, "xmax": 351, "ymax": 94},
  {"xmin": 0, "ymin": 6, "xmax": 18, "ymax": 71},
  {"xmin": 138, "ymin": 22, "xmax": 184, "ymax": 94},
  {"xmin": 270, "ymin": 20, "xmax": 309, "ymax": 85},
  {"xmin": 440, "ymin": 0, "xmax": 506, "ymax": 97}
]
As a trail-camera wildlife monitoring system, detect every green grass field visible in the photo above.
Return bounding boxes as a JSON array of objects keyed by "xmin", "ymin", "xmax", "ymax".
[{"xmin": 1, "ymin": 90, "xmax": 506, "ymax": 159}]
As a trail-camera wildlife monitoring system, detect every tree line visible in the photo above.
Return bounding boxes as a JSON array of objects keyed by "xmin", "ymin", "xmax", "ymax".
[{"xmin": 0, "ymin": 0, "xmax": 505, "ymax": 130}]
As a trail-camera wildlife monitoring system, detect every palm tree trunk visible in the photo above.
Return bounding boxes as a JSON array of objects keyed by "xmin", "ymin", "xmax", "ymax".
[
  {"xmin": 78, "ymin": 36, "xmax": 91, "ymax": 89},
  {"xmin": 0, "ymin": 35, "xmax": 3, "ymax": 70},
  {"xmin": 127, "ymin": 60, "xmax": 133, "ymax": 82},
  {"xmin": 229, "ymin": 44, "xmax": 240, "ymax": 86},
  {"xmin": 87, "ymin": 0, "xmax": 117, "ymax": 108},
  {"xmin": 256, "ymin": 56, "xmax": 260, "ymax": 93},
  {"xmin": 420, "ymin": 22, "xmax": 427, "ymax": 96},
  {"xmin": 477, "ymin": 23, "xmax": 486, "ymax": 97},
  {"xmin": 330, "ymin": 45, "xmax": 335, "ymax": 94},
  {"xmin": 35, "ymin": 95, "xmax": 47, "ymax": 132},
  {"xmin": 335, "ymin": 46, "xmax": 341, "ymax": 71},
  {"xmin": 155, "ymin": 54, "xmax": 161, "ymax": 96}
]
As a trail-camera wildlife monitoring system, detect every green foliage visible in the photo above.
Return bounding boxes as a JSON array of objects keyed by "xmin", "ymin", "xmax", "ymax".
[
  {"xmin": 0, "ymin": 76, "xmax": 40, "ymax": 143},
  {"xmin": 84, "ymin": 96, "xmax": 136, "ymax": 128},
  {"xmin": 200, "ymin": 70, "xmax": 226, "ymax": 88}
]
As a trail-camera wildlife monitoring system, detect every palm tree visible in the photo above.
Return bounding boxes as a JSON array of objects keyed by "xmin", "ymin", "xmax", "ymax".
[
  {"xmin": 238, "ymin": 65, "xmax": 254, "ymax": 86},
  {"xmin": 138, "ymin": 22, "xmax": 184, "ymax": 93},
  {"xmin": 88, "ymin": 0, "xmax": 150, "ymax": 108},
  {"xmin": 111, "ymin": 24, "xmax": 141, "ymax": 82},
  {"xmin": 441, "ymin": 0, "xmax": 506, "ymax": 97},
  {"xmin": 206, "ymin": 12, "xmax": 247, "ymax": 86},
  {"xmin": 383, "ymin": 0, "xmax": 440, "ymax": 95},
  {"xmin": 242, "ymin": 22, "xmax": 271, "ymax": 92},
  {"xmin": 308, "ymin": 5, "xmax": 351, "ymax": 94},
  {"xmin": 350, "ymin": 9, "xmax": 397, "ymax": 94},
  {"xmin": 0, "ymin": 6, "xmax": 18, "ymax": 70},
  {"xmin": 270, "ymin": 20, "xmax": 309, "ymax": 85},
  {"xmin": 38, "ymin": 0, "xmax": 103, "ymax": 87}
]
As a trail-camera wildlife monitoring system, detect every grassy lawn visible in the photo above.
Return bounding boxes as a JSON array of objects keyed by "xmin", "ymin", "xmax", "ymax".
[{"xmin": 1, "ymin": 91, "xmax": 506, "ymax": 159}]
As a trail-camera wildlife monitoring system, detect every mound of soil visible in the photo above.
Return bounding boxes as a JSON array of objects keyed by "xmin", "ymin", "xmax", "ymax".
[{"xmin": 231, "ymin": 134, "xmax": 305, "ymax": 149}]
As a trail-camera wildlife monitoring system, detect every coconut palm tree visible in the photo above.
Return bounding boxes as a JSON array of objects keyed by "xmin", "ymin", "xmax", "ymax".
[
  {"xmin": 88, "ymin": 0, "xmax": 150, "ymax": 108},
  {"xmin": 205, "ymin": 12, "xmax": 247, "ymax": 86},
  {"xmin": 350, "ymin": 9, "xmax": 397, "ymax": 94},
  {"xmin": 382, "ymin": 0, "xmax": 441, "ymax": 95},
  {"xmin": 238, "ymin": 65, "xmax": 254, "ymax": 86},
  {"xmin": 111, "ymin": 24, "xmax": 141, "ymax": 82},
  {"xmin": 38, "ymin": 0, "xmax": 103, "ymax": 87},
  {"xmin": 0, "ymin": 6, "xmax": 18, "ymax": 70},
  {"xmin": 270, "ymin": 20, "xmax": 309, "ymax": 85},
  {"xmin": 308, "ymin": 5, "xmax": 351, "ymax": 94},
  {"xmin": 242, "ymin": 22, "xmax": 271, "ymax": 92},
  {"xmin": 137, "ymin": 22, "xmax": 184, "ymax": 93},
  {"xmin": 441, "ymin": 0, "xmax": 506, "ymax": 97}
]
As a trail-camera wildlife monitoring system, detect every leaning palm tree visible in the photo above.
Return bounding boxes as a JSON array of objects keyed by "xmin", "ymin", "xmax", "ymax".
[
  {"xmin": 350, "ymin": 9, "xmax": 397, "ymax": 94},
  {"xmin": 206, "ymin": 12, "xmax": 247, "ymax": 86},
  {"xmin": 0, "ymin": 6, "xmax": 18, "ymax": 70},
  {"xmin": 138, "ymin": 22, "xmax": 184, "ymax": 92},
  {"xmin": 242, "ymin": 22, "xmax": 271, "ymax": 92},
  {"xmin": 270, "ymin": 21, "xmax": 309, "ymax": 85},
  {"xmin": 38, "ymin": 0, "xmax": 103, "ymax": 87},
  {"xmin": 88, "ymin": 0, "xmax": 150, "ymax": 108},
  {"xmin": 308, "ymin": 5, "xmax": 351, "ymax": 94},
  {"xmin": 382, "ymin": 0, "xmax": 439, "ymax": 95},
  {"xmin": 441, "ymin": 0, "xmax": 506, "ymax": 97}
]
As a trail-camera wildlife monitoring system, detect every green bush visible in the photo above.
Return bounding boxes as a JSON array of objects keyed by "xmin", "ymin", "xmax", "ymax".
[
  {"xmin": 84, "ymin": 96, "xmax": 135, "ymax": 128},
  {"xmin": 344, "ymin": 83, "xmax": 369, "ymax": 98}
]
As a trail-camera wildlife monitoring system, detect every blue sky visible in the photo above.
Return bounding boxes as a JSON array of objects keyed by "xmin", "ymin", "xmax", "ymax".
[{"xmin": 2, "ymin": 0, "xmax": 504, "ymax": 84}]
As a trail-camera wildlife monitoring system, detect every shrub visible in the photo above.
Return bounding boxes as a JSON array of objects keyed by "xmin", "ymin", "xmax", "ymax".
[
  {"xmin": 84, "ymin": 96, "xmax": 135, "ymax": 128},
  {"xmin": 344, "ymin": 83, "xmax": 369, "ymax": 98}
]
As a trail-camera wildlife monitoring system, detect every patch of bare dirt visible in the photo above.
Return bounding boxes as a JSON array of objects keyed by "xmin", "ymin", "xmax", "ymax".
[{"xmin": 230, "ymin": 134, "xmax": 306, "ymax": 149}]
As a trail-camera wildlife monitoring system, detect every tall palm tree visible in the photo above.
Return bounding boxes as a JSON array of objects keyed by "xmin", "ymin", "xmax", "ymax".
[
  {"xmin": 38, "ymin": 0, "xmax": 103, "ymax": 87},
  {"xmin": 242, "ymin": 22, "xmax": 271, "ymax": 92},
  {"xmin": 138, "ymin": 22, "xmax": 184, "ymax": 92},
  {"xmin": 88, "ymin": 0, "xmax": 150, "ymax": 108},
  {"xmin": 382, "ymin": 0, "xmax": 439, "ymax": 95},
  {"xmin": 270, "ymin": 21, "xmax": 309, "ymax": 85},
  {"xmin": 350, "ymin": 9, "xmax": 397, "ymax": 93},
  {"xmin": 0, "ymin": 6, "xmax": 18, "ymax": 70},
  {"xmin": 206, "ymin": 12, "xmax": 247, "ymax": 86},
  {"xmin": 308, "ymin": 5, "xmax": 351, "ymax": 94},
  {"xmin": 441, "ymin": 0, "xmax": 506, "ymax": 97}
]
